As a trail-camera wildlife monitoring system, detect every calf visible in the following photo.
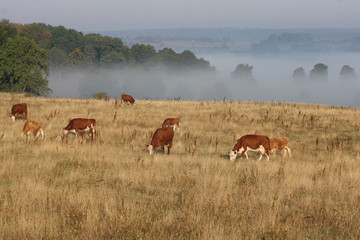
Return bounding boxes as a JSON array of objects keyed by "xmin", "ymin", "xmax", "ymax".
[
  {"xmin": 62, "ymin": 118, "xmax": 96, "ymax": 142},
  {"xmin": 229, "ymin": 134, "xmax": 270, "ymax": 161},
  {"xmin": 10, "ymin": 103, "xmax": 27, "ymax": 121},
  {"xmin": 162, "ymin": 118, "xmax": 180, "ymax": 131},
  {"xmin": 121, "ymin": 93, "xmax": 135, "ymax": 104},
  {"xmin": 148, "ymin": 127, "xmax": 174, "ymax": 154},
  {"xmin": 22, "ymin": 120, "xmax": 44, "ymax": 141},
  {"xmin": 270, "ymin": 137, "xmax": 291, "ymax": 157}
]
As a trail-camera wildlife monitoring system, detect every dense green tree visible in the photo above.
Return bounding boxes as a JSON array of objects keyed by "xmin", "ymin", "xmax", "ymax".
[
  {"xmin": 84, "ymin": 34, "xmax": 129, "ymax": 64},
  {"xmin": 0, "ymin": 19, "xmax": 17, "ymax": 46},
  {"xmin": 292, "ymin": 67, "xmax": 307, "ymax": 82},
  {"xmin": 100, "ymin": 51, "xmax": 126, "ymax": 68},
  {"xmin": 20, "ymin": 23, "xmax": 52, "ymax": 49},
  {"xmin": 0, "ymin": 35, "xmax": 51, "ymax": 96},
  {"xmin": 131, "ymin": 44, "xmax": 156, "ymax": 64},
  {"xmin": 68, "ymin": 48, "xmax": 86, "ymax": 65},
  {"xmin": 340, "ymin": 65, "xmax": 357, "ymax": 81},
  {"xmin": 51, "ymin": 26, "xmax": 84, "ymax": 54},
  {"xmin": 309, "ymin": 63, "xmax": 328, "ymax": 81}
]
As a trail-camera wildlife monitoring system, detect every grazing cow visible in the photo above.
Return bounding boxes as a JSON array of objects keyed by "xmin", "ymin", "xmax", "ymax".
[
  {"xmin": 162, "ymin": 118, "xmax": 181, "ymax": 131},
  {"xmin": 148, "ymin": 127, "xmax": 174, "ymax": 154},
  {"xmin": 229, "ymin": 134, "xmax": 270, "ymax": 161},
  {"xmin": 10, "ymin": 103, "xmax": 27, "ymax": 121},
  {"xmin": 270, "ymin": 137, "xmax": 291, "ymax": 157},
  {"xmin": 22, "ymin": 120, "xmax": 44, "ymax": 141},
  {"xmin": 121, "ymin": 93, "xmax": 135, "ymax": 104},
  {"xmin": 62, "ymin": 118, "xmax": 96, "ymax": 142}
]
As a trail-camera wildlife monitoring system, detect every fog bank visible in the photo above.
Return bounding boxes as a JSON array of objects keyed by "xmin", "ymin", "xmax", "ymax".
[{"xmin": 49, "ymin": 52, "xmax": 360, "ymax": 107}]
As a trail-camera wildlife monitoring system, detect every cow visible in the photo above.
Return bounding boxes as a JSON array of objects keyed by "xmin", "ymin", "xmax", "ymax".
[
  {"xmin": 148, "ymin": 127, "xmax": 174, "ymax": 155},
  {"xmin": 10, "ymin": 103, "xmax": 27, "ymax": 121},
  {"xmin": 229, "ymin": 134, "xmax": 270, "ymax": 161},
  {"xmin": 62, "ymin": 118, "xmax": 96, "ymax": 143},
  {"xmin": 121, "ymin": 93, "xmax": 135, "ymax": 104},
  {"xmin": 162, "ymin": 118, "xmax": 181, "ymax": 131},
  {"xmin": 270, "ymin": 137, "xmax": 291, "ymax": 157},
  {"xmin": 22, "ymin": 120, "xmax": 44, "ymax": 141}
]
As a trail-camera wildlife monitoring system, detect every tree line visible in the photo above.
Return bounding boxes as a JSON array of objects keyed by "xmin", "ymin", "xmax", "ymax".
[
  {"xmin": 0, "ymin": 19, "xmax": 214, "ymax": 96},
  {"xmin": 231, "ymin": 63, "xmax": 358, "ymax": 84}
]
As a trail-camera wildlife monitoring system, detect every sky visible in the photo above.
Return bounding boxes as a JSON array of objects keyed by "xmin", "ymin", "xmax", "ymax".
[{"xmin": 1, "ymin": 0, "xmax": 360, "ymax": 32}]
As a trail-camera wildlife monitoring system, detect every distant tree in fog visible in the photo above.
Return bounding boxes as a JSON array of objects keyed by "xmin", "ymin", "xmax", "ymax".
[
  {"xmin": 292, "ymin": 67, "xmax": 307, "ymax": 83},
  {"xmin": 309, "ymin": 63, "xmax": 328, "ymax": 81},
  {"xmin": 340, "ymin": 65, "xmax": 357, "ymax": 81},
  {"xmin": 231, "ymin": 64, "xmax": 256, "ymax": 85},
  {"xmin": 48, "ymin": 47, "xmax": 68, "ymax": 72}
]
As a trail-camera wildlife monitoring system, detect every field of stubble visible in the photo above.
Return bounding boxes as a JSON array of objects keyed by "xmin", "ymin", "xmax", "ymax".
[{"xmin": 0, "ymin": 92, "xmax": 360, "ymax": 239}]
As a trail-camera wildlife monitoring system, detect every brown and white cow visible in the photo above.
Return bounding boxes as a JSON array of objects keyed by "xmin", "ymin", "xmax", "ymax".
[
  {"xmin": 121, "ymin": 93, "xmax": 135, "ymax": 104},
  {"xmin": 22, "ymin": 120, "xmax": 44, "ymax": 141},
  {"xmin": 229, "ymin": 134, "xmax": 270, "ymax": 161},
  {"xmin": 62, "ymin": 118, "xmax": 96, "ymax": 142},
  {"xmin": 270, "ymin": 137, "xmax": 291, "ymax": 157},
  {"xmin": 148, "ymin": 127, "xmax": 174, "ymax": 154},
  {"xmin": 10, "ymin": 103, "xmax": 27, "ymax": 121},
  {"xmin": 162, "ymin": 118, "xmax": 180, "ymax": 131}
]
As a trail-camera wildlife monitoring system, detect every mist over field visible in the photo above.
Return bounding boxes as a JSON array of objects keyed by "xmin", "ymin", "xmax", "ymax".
[{"xmin": 48, "ymin": 52, "xmax": 360, "ymax": 107}]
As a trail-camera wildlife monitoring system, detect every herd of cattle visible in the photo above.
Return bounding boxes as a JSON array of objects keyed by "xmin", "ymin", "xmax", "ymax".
[{"xmin": 9, "ymin": 94, "xmax": 291, "ymax": 161}]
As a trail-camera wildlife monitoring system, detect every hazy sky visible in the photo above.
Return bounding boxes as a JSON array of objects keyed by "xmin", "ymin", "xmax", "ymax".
[{"xmin": 1, "ymin": 0, "xmax": 360, "ymax": 32}]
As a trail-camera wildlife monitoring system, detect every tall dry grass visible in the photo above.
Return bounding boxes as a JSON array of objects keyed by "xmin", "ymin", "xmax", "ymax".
[{"xmin": 0, "ymin": 92, "xmax": 359, "ymax": 239}]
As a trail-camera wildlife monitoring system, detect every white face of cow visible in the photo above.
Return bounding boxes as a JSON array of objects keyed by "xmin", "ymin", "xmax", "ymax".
[
  {"xmin": 148, "ymin": 145, "xmax": 154, "ymax": 154},
  {"xmin": 229, "ymin": 150, "xmax": 237, "ymax": 161},
  {"xmin": 10, "ymin": 115, "xmax": 15, "ymax": 122}
]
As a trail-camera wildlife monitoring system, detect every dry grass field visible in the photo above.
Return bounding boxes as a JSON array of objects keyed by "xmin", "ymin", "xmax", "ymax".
[{"xmin": 0, "ymin": 92, "xmax": 360, "ymax": 239}]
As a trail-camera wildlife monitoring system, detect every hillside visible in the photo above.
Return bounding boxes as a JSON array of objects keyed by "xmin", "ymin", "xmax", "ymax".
[{"xmin": 0, "ymin": 92, "xmax": 360, "ymax": 239}]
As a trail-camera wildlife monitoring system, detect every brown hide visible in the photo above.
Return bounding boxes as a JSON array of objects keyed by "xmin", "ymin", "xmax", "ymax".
[
  {"xmin": 23, "ymin": 120, "xmax": 44, "ymax": 140},
  {"xmin": 121, "ymin": 93, "xmax": 135, "ymax": 104},
  {"xmin": 162, "ymin": 118, "xmax": 180, "ymax": 129},
  {"xmin": 233, "ymin": 134, "xmax": 270, "ymax": 157},
  {"xmin": 63, "ymin": 118, "xmax": 96, "ymax": 142},
  {"xmin": 11, "ymin": 103, "xmax": 27, "ymax": 120},
  {"xmin": 270, "ymin": 137, "xmax": 291, "ymax": 157},
  {"xmin": 150, "ymin": 127, "xmax": 174, "ymax": 154}
]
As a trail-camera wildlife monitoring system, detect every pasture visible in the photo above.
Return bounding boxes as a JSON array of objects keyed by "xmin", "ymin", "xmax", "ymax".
[{"xmin": 0, "ymin": 92, "xmax": 360, "ymax": 239}]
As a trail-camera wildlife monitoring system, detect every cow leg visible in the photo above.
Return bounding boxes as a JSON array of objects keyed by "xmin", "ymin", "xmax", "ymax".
[
  {"xmin": 258, "ymin": 148, "xmax": 266, "ymax": 161},
  {"xmin": 161, "ymin": 145, "xmax": 165, "ymax": 153},
  {"xmin": 285, "ymin": 147, "xmax": 291, "ymax": 158},
  {"xmin": 264, "ymin": 150, "xmax": 270, "ymax": 162},
  {"xmin": 167, "ymin": 141, "xmax": 172, "ymax": 155},
  {"xmin": 271, "ymin": 148, "xmax": 277, "ymax": 157}
]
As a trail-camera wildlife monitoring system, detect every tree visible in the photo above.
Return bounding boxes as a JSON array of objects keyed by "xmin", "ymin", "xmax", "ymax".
[
  {"xmin": 130, "ymin": 44, "xmax": 156, "ymax": 64},
  {"xmin": 0, "ymin": 35, "xmax": 51, "ymax": 96},
  {"xmin": 68, "ymin": 48, "xmax": 86, "ymax": 65},
  {"xmin": 0, "ymin": 19, "xmax": 17, "ymax": 46},
  {"xmin": 340, "ymin": 65, "xmax": 357, "ymax": 81},
  {"xmin": 51, "ymin": 26, "xmax": 84, "ymax": 54},
  {"xmin": 309, "ymin": 63, "xmax": 328, "ymax": 81},
  {"xmin": 231, "ymin": 64, "xmax": 256, "ymax": 85},
  {"xmin": 48, "ymin": 47, "xmax": 68, "ymax": 72},
  {"xmin": 19, "ymin": 23, "xmax": 53, "ymax": 49},
  {"xmin": 100, "ymin": 51, "xmax": 126, "ymax": 68},
  {"xmin": 292, "ymin": 67, "xmax": 307, "ymax": 82}
]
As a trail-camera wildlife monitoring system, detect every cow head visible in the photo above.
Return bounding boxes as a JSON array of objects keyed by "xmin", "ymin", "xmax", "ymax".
[
  {"xmin": 229, "ymin": 150, "xmax": 237, "ymax": 161},
  {"xmin": 10, "ymin": 115, "xmax": 15, "ymax": 122},
  {"xmin": 148, "ymin": 145, "xmax": 154, "ymax": 154}
]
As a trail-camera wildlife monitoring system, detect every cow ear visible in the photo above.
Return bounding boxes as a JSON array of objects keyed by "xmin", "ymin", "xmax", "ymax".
[{"xmin": 145, "ymin": 144, "xmax": 149, "ymax": 147}]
